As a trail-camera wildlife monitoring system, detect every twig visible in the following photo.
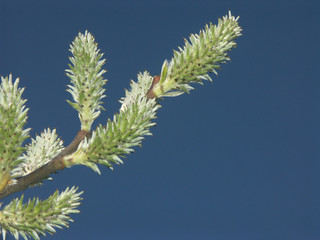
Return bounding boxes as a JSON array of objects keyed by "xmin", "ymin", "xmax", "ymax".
[
  {"xmin": 0, "ymin": 78, "xmax": 160, "ymax": 200},
  {"xmin": 0, "ymin": 130, "xmax": 90, "ymax": 199}
]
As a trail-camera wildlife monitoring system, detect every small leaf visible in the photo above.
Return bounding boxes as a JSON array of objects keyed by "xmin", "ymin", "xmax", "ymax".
[{"xmin": 159, "ymin": 60, "xmax": 168, "ymax": 84}]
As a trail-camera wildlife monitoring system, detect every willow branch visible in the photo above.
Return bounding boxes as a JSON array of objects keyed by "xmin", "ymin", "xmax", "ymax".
[
  {"xmin": 0, "ymin": 11, "xmax": 241, "ymax": 199},
  {"xmin": 0, "ymin": 80, "xmax": 160, "ymax": 200},
  {"xmin": 0, "ymin": 130, "xmax": 90, "ymax": 199}
]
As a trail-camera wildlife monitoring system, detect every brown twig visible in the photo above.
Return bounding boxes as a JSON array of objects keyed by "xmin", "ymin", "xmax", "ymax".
[
  {"xmin": 0, "ymin": 75, "xmax": 161, "ymax": 200},
  {"xmin": 0, "ymin": 130, "xmax": 90, "ymax": 199}
]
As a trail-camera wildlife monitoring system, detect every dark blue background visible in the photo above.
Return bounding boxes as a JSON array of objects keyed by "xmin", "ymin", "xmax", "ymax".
[{"xmin": 0, "ymin": 0, "xmax": 319, "ymax": 239}]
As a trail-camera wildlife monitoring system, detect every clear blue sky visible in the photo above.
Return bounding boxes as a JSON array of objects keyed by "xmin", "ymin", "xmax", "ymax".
[{"xmin": 0, "ymin": 0, "xmax": 319, "ymax": 239}]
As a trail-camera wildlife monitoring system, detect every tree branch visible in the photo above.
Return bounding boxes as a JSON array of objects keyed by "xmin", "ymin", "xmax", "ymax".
[
  {"xmin": 0, "ymin": 130, "xmax": 90, "ymax": 199},
  {"xmin": 0, "ymin": 78, "xmax": 159, "ymax": 200}
]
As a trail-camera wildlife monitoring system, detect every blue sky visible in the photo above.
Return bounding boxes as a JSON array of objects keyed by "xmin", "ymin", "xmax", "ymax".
[{"xmin": 0, "ymin": 0, "xmax": 319, "ymax": 239}]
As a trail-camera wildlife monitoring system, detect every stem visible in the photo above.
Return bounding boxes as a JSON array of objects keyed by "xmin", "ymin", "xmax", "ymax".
[
  {"xmin": 0, "ymin": 77, "xmax": 159, "ymax": 200},
  {"xmin": 0, "ymin": 130, "xmax": 90, "ymax": 199}
]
